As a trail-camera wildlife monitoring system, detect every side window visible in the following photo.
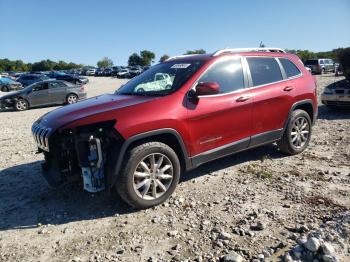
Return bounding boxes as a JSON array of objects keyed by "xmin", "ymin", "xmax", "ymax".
[
  {"xmin": 32, "ymin": 83, "xmax": 48, "ymax": 91},
  {"xmin": 279, "ymin": 58, "xmax": 301, "ymax": 78},
  {"xmin": 49, "ymin": 82, "xmax": 63, "ymax": 89},
  {"xmin": 320, "ymin": 60, "xmax": 324, "ymax": 65},
  {"xmin": 247, "ymin": 57, "xmax": 283, "ymax": 86},
  {"xmin": 197, "ymin": 57, "xmax": 244, "ymax": 94}
]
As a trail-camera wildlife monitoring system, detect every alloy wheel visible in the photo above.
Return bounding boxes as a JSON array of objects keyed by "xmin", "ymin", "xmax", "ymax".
[
  {"xmin": 290, "ymin": 116, "xmax": 310, "ymax": 149},
  {"xmin": 16, "ymin": 100, "xmax": 27, "ymax": 110},
  {"xmin": 67, "ymin": 95, "xmax": 77, "ymax": 104},
  {"xmin": 133, "ymin": 153, "xmax": 174, "ymax": 200}
]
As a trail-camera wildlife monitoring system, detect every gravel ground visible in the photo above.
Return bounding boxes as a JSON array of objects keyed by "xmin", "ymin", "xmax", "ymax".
[{"xmin": 0, "ymin": 75, "xmax": 349, "ymax": 262}]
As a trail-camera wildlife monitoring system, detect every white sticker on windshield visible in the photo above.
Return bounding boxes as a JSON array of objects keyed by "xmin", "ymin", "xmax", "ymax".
[{"xmin": 171, "ymin": 63, "xmax": 191, "ymax": 69}]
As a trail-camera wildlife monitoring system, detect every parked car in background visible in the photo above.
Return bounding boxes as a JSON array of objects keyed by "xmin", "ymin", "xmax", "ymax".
[
  {"xmin": 129, "ymin": 66, "xmax": 142, "ymax": 77},
  {"xmin": 103, "ymin": 68, "xmax": 113, "ymax": 76},
  {"xmin": 46, "ymin": 71, "xmax": 66, "ymax": 79},
  {"xmin": 116, "ymin": 68, "xmax": 130, "ymax": 78},
  {"xmin": 95, "ymin": 68, "xmax": 105, "ymax": 76},
  {"xmin": 17, "ymin": 74, "xmax": 50, "ymax": 86},
  {"xmin": 111, "ymin": 66, "xmax": 123, "ymax": 76},
  {"xmin": 321, "ymin": 79, "xmax": 350, "ymax": 107},
  {"xmin": 0, "ymin": 77, "xmax": 23, "ymax": 92},
  {"xmin": 0, "ymin": 80, "xmax": 87, "ymax": 111},
  {"xmin": 55, "ymin": 74, "xmax": 89, "ymax": 85},
  {"xmin": 85, "ymin": 68, "xmax": 96, "ymax": 76},
  {"xmin": 135, "ymin": 73, "xmax": 172, "ymax": 92},
  {"xmin": 31, "ymin": 47, "xmax": 317, "ymax": 209},
  {"xmin": 304, "ymin": 59, "xmax": 335, "ymax": 74}
]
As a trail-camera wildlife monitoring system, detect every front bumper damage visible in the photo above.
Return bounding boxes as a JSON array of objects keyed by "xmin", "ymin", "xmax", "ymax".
[{"xmin": 32, "ymin": 121, "xmax": 122, "ymax": 192}]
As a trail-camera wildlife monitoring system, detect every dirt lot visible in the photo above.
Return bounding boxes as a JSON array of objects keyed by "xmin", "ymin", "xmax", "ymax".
[{"xmin": 0, "ymin": 75, "xmax": 349, "ymax": 262}]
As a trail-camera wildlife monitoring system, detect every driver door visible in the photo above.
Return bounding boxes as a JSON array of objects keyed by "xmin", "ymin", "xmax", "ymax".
[
  {"xmin": 186, "ymin": 57, "xmax": 253, "ymax": 160},
  {"xmin": 27, "ymin": 82, "xmax": 49, "ymax": 106}
]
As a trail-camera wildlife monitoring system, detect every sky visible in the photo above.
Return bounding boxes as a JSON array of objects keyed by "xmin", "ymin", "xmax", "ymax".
[{"xmin": 1, "ymin": 0, "xmax": 349, "ymax": 66}]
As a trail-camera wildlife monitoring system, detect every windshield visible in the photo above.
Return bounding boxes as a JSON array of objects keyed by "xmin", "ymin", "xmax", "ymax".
[{"xmin": 117, "ymin": 61, "xmax": 204, "ymax": 96}]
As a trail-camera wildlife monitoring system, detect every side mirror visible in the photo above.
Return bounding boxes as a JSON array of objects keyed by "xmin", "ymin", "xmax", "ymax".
[{"xmin": 195, "ymin": 82, "xmax": 220, "ymax": 96}]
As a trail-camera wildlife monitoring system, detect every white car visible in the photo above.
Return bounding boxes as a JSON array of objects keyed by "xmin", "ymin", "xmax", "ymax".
[
  {"xmin": 135, "ymin": 73, "xmax": 172, "ymax": 92},
  {"xmin": 117, "ymin": 69, "xmax": 130, "ymax": 78},
  {"xmin": 321, "ymin": 79, "xmax": 350, "ymax": 107},
  {"xmin": 86, "ymin": 68, "xmax": 96, "ymax": 76}
]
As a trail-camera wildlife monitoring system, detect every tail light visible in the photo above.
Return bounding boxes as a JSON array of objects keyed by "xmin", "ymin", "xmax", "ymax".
[{"xmin": 80, "ymin": 85, "xmax": 85, "ymax": 91}]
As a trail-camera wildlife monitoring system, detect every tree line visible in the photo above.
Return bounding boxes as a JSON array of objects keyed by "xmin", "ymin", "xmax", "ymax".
[
  {"xmin": 1, "ymin": 47, "xmax": 349, "ymax": 73},
  {"xmin": 0, "ymin": 58, "xmax": 85, "ymax": 72}
]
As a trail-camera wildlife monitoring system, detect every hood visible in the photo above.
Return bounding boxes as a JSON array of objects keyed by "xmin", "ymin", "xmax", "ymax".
[
  {"xmin": 35, "ymin": 94, "xmax": 158, "ymax": 130},
  {"xmin": 0, "ymin": 90, "xmax": 22, "ymax": 99}
]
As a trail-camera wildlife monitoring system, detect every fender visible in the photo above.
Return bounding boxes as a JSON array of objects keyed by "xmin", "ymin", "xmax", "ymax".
[
  {"xmin": 284, "ymin": 99, "xmax": 316, "ymax": 131},
  {"xmin": 108, "ymin": 128, "xmax": 191, "ymax": 188}
]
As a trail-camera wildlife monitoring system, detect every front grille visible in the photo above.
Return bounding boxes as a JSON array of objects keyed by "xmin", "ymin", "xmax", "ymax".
[{"xmin": 32, "ymin": 123, "xmax": 52, "ymax": 151}]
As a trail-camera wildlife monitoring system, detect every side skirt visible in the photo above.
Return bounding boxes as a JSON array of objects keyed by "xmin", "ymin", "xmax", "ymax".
[{"xmin": 190, "ymin": 128, "xmax": 284, "ymax": 169}]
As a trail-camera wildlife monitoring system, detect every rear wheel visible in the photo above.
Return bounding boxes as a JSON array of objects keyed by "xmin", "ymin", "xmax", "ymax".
[
  {"xmin": 66, "ymin": 93, "xmax": 78, "ymax": 104},
  {"xmin": 15, "ymin": 99, "xmax": 29, "ymax": 111},
  {"xmin": 278, "ymin": 109, "xmax": 311, "ymax": 155},
  {"xmin": 116, "ymin": 142, "xmax": 180, "ymax": 209}
]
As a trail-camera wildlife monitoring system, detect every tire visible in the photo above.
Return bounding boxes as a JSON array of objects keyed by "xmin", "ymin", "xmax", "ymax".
[
  {"xmin": 116, "ymin": 142, "xmax": 180, "ymax": 209},
  {"xmin": 2, "ymin": 86, "xmax": 9, "ymax": 92},
  {"xmin": 278, "ymin": 109, "xmax": 312, "ymax": 155},
  {"xmin": 66, "ymin": 93, "xmax": 78, "ymax": 104},
  {"xmin": 15, "ymin": 99, "xmax": 29, "ymax": 111}
]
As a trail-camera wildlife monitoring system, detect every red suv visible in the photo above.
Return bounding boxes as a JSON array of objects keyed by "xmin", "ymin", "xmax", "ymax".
[{"xmin": 32, "ymin": 48, "xmax": 317, "ymax": 209}]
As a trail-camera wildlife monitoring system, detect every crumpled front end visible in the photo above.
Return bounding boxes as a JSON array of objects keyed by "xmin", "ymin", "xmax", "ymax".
[{"xmin": 32, "ymin": 120, "xmax": 123, "ymax": 192}]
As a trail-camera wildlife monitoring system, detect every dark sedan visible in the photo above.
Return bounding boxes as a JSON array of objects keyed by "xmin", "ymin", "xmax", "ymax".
[
  {"xmin": 0, "ymin": 80, "xmax": 87, "ymax": 111},
  {"xmin": 17, "ymin": 74, "xmax": 50, "ymax": 86},
  {"xmin": 0, "ymin": 77, "xmax": 23, "ymax": 92},
  {"xmin": 55, "ymin": 74, "xmax": 89, "ymax": 85}
]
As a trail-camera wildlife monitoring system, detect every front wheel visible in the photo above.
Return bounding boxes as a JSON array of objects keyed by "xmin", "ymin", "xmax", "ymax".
[
  {"xmin": 116, "ymin": 142, "xmax": 180, "ymax": 209},
  {"xmin": 15, "ymin": 99, "xmax": 29, "ymax": 111},
  {"xmin": 278, "ymin": 109, "xmax": 312, "ymax": 155},
  {"xmin": 2, "ymin": 86, "xmax": 9, "ymax": 92}
]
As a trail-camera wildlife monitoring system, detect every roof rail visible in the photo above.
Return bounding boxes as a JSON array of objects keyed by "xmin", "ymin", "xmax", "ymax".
[
  {"xmin": 212, "ymin": 47, "xmax": 286, "ymax": 56},
  {"xmin": 165, "ymin": 54, "xmax": 199, "ymax": 62}
]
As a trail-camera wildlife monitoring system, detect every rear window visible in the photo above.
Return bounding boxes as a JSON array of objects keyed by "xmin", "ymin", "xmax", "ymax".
[
  {"xmin": 247, "ymin": 57, "xmax": 283, "ymax": 86},
  {"xmin": 279, "ymin": 58, "xmax": 301, "ymax": 78},
  {"xmin": 304, "ymin": 60, "xmax": 318, "ymax": 65}
]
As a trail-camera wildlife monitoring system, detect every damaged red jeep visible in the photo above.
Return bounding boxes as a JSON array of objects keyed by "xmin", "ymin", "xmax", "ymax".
[{"xmin": 32, "ymin": 48, "xmax": 317, "ymax": 209}]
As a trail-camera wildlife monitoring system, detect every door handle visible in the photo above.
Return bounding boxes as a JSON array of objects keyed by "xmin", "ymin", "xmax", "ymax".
[
  {"xmin": 236, "ymin": 96, "xmax": 250, "ymax": 102},
  {"xmin": 283, "ymin": 86, "xmax": 294, "ymax": 91}
]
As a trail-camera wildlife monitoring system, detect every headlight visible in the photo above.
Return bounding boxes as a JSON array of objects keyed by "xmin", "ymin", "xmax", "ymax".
[{"xmin": 323, "ymin": 88, "xmax": 332, "ymax": 95}]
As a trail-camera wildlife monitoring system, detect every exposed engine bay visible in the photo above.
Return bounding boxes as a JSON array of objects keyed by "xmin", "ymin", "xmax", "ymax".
[{"xmin": 40, "ymin": 121, "xmax": 121, "ymax": 192}]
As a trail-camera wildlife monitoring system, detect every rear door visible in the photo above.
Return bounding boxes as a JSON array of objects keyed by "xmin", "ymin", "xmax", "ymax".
[
  {"xmin": 48, "ymin": 81, "xmax": 67, "ymax": 103},
  {"xmin": 246, "ymin": 56, "xmax": 298, "ymax": 145},
  {"xmin": 27, "ymin": 82, "xmax": 49, "ymax": 106},
  {"xmin": 186, "ymin": 56, "xmax": 253, "ymax": 158}
]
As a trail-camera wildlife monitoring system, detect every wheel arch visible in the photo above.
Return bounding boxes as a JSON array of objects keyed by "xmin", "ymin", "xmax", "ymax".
[
  {"xmin": 284, "ymin": 99, "xmax": 315, "ymax": 130},
  {"xmin": 108, "ymin": 128, "xmax": 191, "ymax": 188}
]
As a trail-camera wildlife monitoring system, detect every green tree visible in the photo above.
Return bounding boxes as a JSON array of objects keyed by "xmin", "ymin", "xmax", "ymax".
[
  {"xmin": 140, "ymin": 50, "xmax": 155, "ymax": 65},
  {"xmin": 97, "ymin": 57, "xmax": 114, "ymax": 68},
  {"xmin": 128, "ymin": 53, "xmax": 143, "ymax": 66},
  {"xmin": 184, "ymin": 49, "xmax": 206, "ymax": 55},
  {"xmin": 159, "ymin": 54, "xmax": 170, "ymax": 62}
]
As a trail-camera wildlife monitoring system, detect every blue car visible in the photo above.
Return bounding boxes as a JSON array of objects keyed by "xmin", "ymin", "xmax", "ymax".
[{"xmin": 0, "ymin": 77, "xmax": 23, "ymax": 92}]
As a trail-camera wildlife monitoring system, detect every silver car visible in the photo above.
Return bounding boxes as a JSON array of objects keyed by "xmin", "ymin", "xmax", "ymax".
[{"xmin": 0, "ymin": 80, "xmax": 87, "ymax": 111}]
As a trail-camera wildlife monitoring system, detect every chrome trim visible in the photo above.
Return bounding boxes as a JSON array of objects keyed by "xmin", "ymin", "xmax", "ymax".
[{"xmin": 31, "ymin": 123, "xmax": 52, "ymax": 152}]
